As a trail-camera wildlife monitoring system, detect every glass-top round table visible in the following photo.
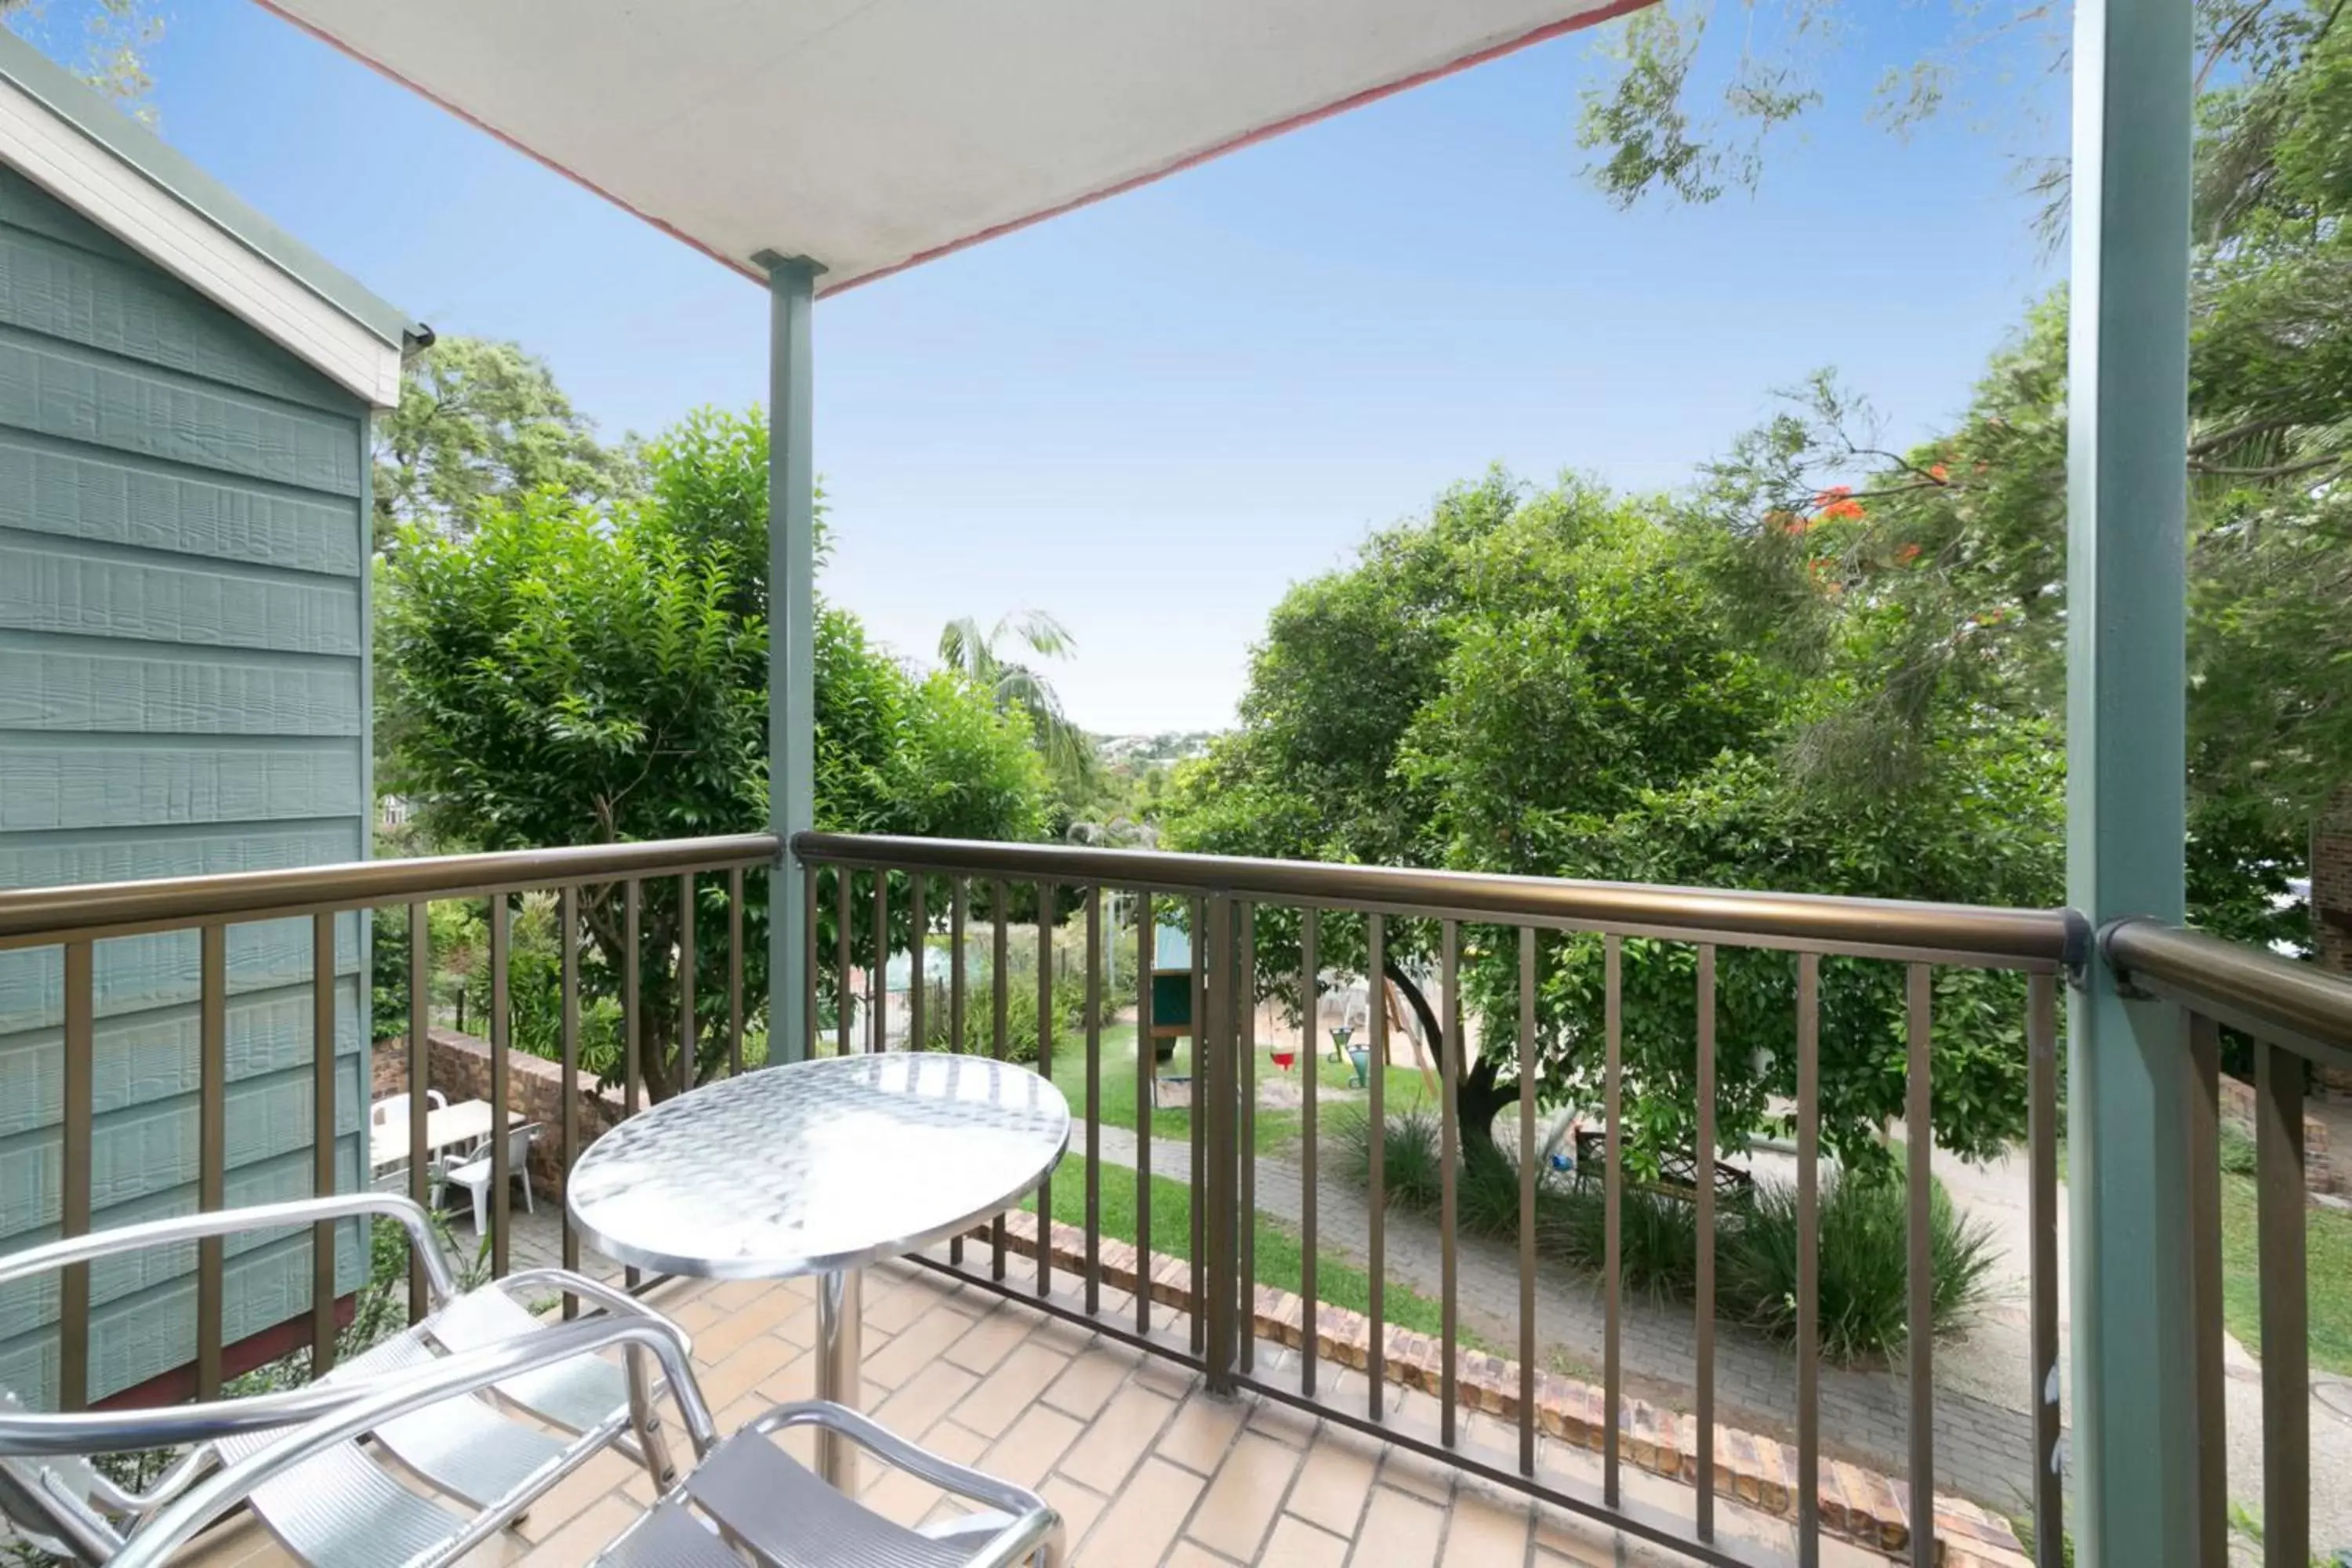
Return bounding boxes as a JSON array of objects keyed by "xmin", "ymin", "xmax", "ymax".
[{"xmin": 568, "ymin": 1053, "xmax": 1069, "ymax": 1486}]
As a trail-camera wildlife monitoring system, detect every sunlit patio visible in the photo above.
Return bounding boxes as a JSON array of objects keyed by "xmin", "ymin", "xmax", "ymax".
[{"xmin": 165, "ymin": 1254, "xmax": 1998, "ymax": 1568}]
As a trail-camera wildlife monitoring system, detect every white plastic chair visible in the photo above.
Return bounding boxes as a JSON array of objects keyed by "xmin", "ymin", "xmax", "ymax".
[
  {"xmin": 368, "ymin": 1090, "xmax": 448, "ymax": 1134},
  {"xmin": 438, "ymin": 1122, "xmax": 539, "ymax": 1236},
  {"xmin": 369, "ymin": 1091, "xmax": 449, "ymax": 1189}
]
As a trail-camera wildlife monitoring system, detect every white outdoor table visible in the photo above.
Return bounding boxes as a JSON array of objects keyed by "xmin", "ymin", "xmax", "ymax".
[
  {"xmin": 565, "ymin": 1053, "xmax": 1069, "ymax": 1488},
  {"xmin": 368, "ymin": 1098, "xmax": 495, "ymax": 1175}
]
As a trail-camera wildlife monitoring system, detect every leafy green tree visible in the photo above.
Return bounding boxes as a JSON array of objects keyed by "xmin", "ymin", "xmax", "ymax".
[
  {"xmin": 1163, "ymin": 470, "xmax": 2045, "ymax": 1168},
  {"xmin": 1573, "ymin": 1, "xmax": 2311, "ymax": 217},
  {"xmin": 938, "ymin": 611, "xmax": 1102, "ymax": 831},
  {"xmin": 7, "ymin": 2, "xmax": 165, "ymax": 107},
  {"xmin": 372, "ymin": 336, "xmax": 641, "ymax": 548},
  {"xmin": 379, "ymin": 408, "xmax": 1047, "ymax": 1101}
]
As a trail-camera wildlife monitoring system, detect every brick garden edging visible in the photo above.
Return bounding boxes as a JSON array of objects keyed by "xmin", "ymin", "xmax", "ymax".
[{"xmin": 963, "ymin": 1210, "xmax": 2032, "ymax": 1567}]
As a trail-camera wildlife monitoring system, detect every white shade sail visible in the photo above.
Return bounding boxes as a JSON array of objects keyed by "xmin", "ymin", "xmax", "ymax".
[{"xmin": 261, "ymin": 0, "xmax": 1650, "ymax": 293}]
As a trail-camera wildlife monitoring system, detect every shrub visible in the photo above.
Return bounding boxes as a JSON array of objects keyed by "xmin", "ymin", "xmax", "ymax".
[
  {"xmin": 920, "ymin": 962, "xmax": 1087, "ymax": 1065},
  {"xmin": 1537, "ymin": 1176, "xmax": 1704, "ymax": 1303},
  {"xmin": 1338, "ymin": 1109, "xmax": 1702, "ymax": 1301},
  {"xmin": 1720, "ymin": 1168, "xmax": 2000, "ymax": 1361},
  {"xmin": 2219, "ymin": 1119, "xmax": 2258, "ymax": 1176},
  {"xmin": 1341, "ymin": 1109, "xmax": 1996, "ymax": 1361}
]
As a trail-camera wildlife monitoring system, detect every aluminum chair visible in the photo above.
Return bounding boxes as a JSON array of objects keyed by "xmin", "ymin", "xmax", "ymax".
[
  {"xmin": 0, "ymin": 1192, "xmax": 681, "ymax": 1564},
  {"xmin": 107, "ymin": 1375, "xmax": 1062, "ymax": 1566}
]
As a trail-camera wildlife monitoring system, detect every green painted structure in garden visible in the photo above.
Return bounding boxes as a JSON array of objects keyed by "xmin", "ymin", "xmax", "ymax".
[{"xmin": 0, "ymin": 31, "xmax": 416, "ymax": 1406}]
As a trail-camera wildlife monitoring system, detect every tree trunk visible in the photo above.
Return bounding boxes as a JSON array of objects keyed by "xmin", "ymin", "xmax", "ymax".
[{"xmin": 1381, "ymin": 959, "xmax": 1515, "ymax": 1162}]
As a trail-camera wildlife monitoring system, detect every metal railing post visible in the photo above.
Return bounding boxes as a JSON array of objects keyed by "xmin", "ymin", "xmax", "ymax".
[
  {"xmin": 1202, "ymin": 893, "xmax": 1238, "ymax": 1394},
  {"xmin": 2065, "ymin": 0, "xmax": 2201, "ymax": 1555},
  {"xmin": 763, "ymin": 252, "xmax": 821, "ymax": 1065}
]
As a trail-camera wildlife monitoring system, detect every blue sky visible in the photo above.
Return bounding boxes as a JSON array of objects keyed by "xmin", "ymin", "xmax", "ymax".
[{"xmin": 110, "ymin": 3, "xmax": 2060, "ymax": 734}]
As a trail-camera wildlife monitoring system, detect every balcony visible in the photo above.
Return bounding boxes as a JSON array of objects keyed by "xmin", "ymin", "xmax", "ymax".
[{"xmin": 2, "ymin": 830, "xmax": 2347, "ymax": 1566}]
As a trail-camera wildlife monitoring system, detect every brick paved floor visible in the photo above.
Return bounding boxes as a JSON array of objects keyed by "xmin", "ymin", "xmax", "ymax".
[
  {"xmin": 479, "ymin": 1112, "xmax": 2039, "ymax": 1515},
  {"xmin": 179, "ymin": 1257, "xmax": 1936, "ymax": 1568}
]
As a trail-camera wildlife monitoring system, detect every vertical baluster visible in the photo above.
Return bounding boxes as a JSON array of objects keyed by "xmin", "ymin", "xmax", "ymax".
[
  {"xmin": 1085, "ymin": 885, "xmax": 1102, "ymax": 1316},
  {"xmin": 561, "ymin": 887, "xmax": 581, "ymax": 1316},
  {"xmin": 2187, "ymin": 1009, "xmax": 2226, "ymax": 1565},
  {"xmin": 1236, "ymin": 899, "xmax": 1254, "ymax": 1374},
  {"xmin": 1367, "ymin": 912, "xmax": 1387, "ymax": 1422},
  {"xmin": 993, "ymin": 880, "xmax": 1010, "ymax": 1280},
  {"xmin": 1696, "ymin": 942, "xmax": 1717, "ymax": 1539},
  {"xmin": 679, "ymin": 873, "xmax": 697, "ymax": 1092},
  {"xmin": 1036, "ymin": 882, "xmax": 1054, "ymax": 1298},
  {"xmin": 909, "ymin": 874, "xmax": 927, "ymax": 1056},
  {"xmin": 1203, "ymin": 895, "xmax": 1236, "ymax": 1392},
  {"xmin": 408, "ymin": 902, "xmax": 430, "ymax": 1321},
  {"xmin": 1190, "ymin": 896, "xmax": 1206, "ymax": 1357},
  {"xmin": 1300, "ymin": 908, "xmax": 1319, "ymax": 1399},
  {"xmin": 871, "ymin": 869, "xmax": 888, "ymax": 1054},
  {"xmin": 951, "ymin": 877, "xmax": 967, "ymax": 1266},
  {"xmin": 1438, "ymin": 920, "xmax": 1459, "ymax": 1446},
  {"xmin": 802, "ymin": 862, "xmax": 818, "ymax": 1063},
  {"xmin": 728, "ymin": 867, "xmax": 745, "ymax": 1076},
  {"xmin": 489, "ymin": 892, "xmax": 511, "ymax": 1279},
  {"xmin": 2256, "ymin": 1036, "xmax": 2310, "ymax": 1568},
  {"xmin": 1603, "ymin": 933, "xmax": 1623, "ymax": 1506},
  {"xmin": 1797, "ymin": 951, "xmax": 1822, "ymax": 1568},
  {"xmin": 310, "ymin": 913, "xmax": 339, "ymax": 1375},
  {"xmin": 196, "ymin": 922, "xmax": 226, "ymax": 1399},
  {"xmin": 2027, "ymin": 972, "xmax": 2063, "ymax": 1568},
  {"xmin": 1134, "ymin": 891, "xmax": 1152, "ymax": 1335},
  {"xmin": 624, "ymin": 881, "xmax": 642, "ymax": 1116},
  {"xmin": 59, "ymin": 938, "xmax": 93, "ymax": 1409},
  {"xmin": 1905, "ymin": 964, "xmax": 1935, "ymax": 1568},
  {"xmin": 1516, "ymin": 925, "xmax": 1537, "ymax": 1476},
  {"xmin": 837, "ymin": 867, "xmax": 853, "ymax": 1060},
  {"xmin": 623, "ymin": 880, "xmax": 641, "ymax": 1293}
]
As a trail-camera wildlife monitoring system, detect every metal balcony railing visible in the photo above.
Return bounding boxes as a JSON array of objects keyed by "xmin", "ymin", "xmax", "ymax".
[
  {"xmin": 2, "ymin": 830, "xmax": 2346, "ymax": 1567},
  {"xmin": 791, "ymin": 833, "xmax": 2082, "ymax": 1568},
  {"xmin": 0, "ymin": 833, "xmax": 775, "ymax": 1399},
  {"xmin": 2103, "ymin": 918, "xmax": 2352, "ymax": 1568}
]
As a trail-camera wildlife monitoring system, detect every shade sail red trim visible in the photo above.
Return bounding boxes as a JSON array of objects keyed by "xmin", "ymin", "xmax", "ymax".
[{"xmin": 252, "ymin": 0, "xmax": 1655, "ymax": 295}]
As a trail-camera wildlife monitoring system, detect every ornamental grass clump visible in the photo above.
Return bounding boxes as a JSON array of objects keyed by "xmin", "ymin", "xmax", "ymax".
[{"xmin": 1339, "ymin": 1109, "xmax": 1997, "ymax": 1362}]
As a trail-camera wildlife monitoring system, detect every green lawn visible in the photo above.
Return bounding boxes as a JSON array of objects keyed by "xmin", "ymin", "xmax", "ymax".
[
  {"xmin": 2217, "ymin": 1171, "xmax": 2352, "ymax": 1377},
  {"xmin": 1018, "ymin": 1152, "xmax": 1468, "ymax": 1345},
  {"xmin": 1043, "ymin": 1022, "xmax": 1437, "ymax": 1156}
]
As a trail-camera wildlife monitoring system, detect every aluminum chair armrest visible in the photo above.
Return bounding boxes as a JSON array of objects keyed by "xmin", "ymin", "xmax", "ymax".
[
  {"xmin": 107, "ymin": 1315, "xmax": 717, "ymax": 1568},
  {"xmin": 0, "ymin": 1193, "xmax": 458, "ymax": 1303},
  {"xmin": 2, "ymin": 1377, "xmax": 375, "ymax": 1460},
  {"xmin": 741, "ymin": 1400, "xmax": 1062, "ymax": 1566}
]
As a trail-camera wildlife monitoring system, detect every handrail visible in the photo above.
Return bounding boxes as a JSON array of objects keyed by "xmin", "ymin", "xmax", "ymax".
[
  {"xmin": 793, "ymin": 831, "xmax": 2082, "ymax": 967},
  {"xmin": 2103, "ymin": 916, "xmax": 2352, "ymax": 1064},
  {"xmin": 0, "ymin": 832, "xmax": 779, "ymax": 949}
]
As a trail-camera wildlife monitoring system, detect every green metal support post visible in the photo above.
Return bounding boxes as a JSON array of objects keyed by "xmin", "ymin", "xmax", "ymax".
[
  {"xmin": 763, "ymin": 252, "xmax": 822, "ymax": 1064},
  {"xmin": 2064, "ymin": 1, "xmax": 2200, "ymax": 1560}
]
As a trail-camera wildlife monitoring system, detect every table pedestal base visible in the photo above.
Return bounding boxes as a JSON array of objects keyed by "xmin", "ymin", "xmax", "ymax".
[{"xmin": 816, "ymin": 1267, "xmax": 862, "ymax": 1490}]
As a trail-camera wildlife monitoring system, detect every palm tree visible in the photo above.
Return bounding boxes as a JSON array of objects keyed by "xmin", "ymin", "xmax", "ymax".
[{"xmin": 937, "ymin": 611, "xmax": 1093, "ymax": 782}]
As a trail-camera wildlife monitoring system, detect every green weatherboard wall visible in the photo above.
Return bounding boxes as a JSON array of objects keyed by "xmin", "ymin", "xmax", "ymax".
[{"xmin": 0, "ymin": 164, "xmax": 372, "ymax": 1406}]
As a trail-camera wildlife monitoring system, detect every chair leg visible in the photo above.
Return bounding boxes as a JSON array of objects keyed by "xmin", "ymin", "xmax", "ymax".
[
  {"xmin": 521, "ymin": 1173, "xmax": 535, "ymax": 1215},
  {"xmin": 470, "ymin": 1182, "xmax": 488, "ymax": 1236}
]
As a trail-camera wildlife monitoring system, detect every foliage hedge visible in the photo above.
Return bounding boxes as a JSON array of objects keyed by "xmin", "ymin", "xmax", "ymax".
[{"xmin": 1341, "ymin": 1109, "xmax": 1997, "ymax": 1363}]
